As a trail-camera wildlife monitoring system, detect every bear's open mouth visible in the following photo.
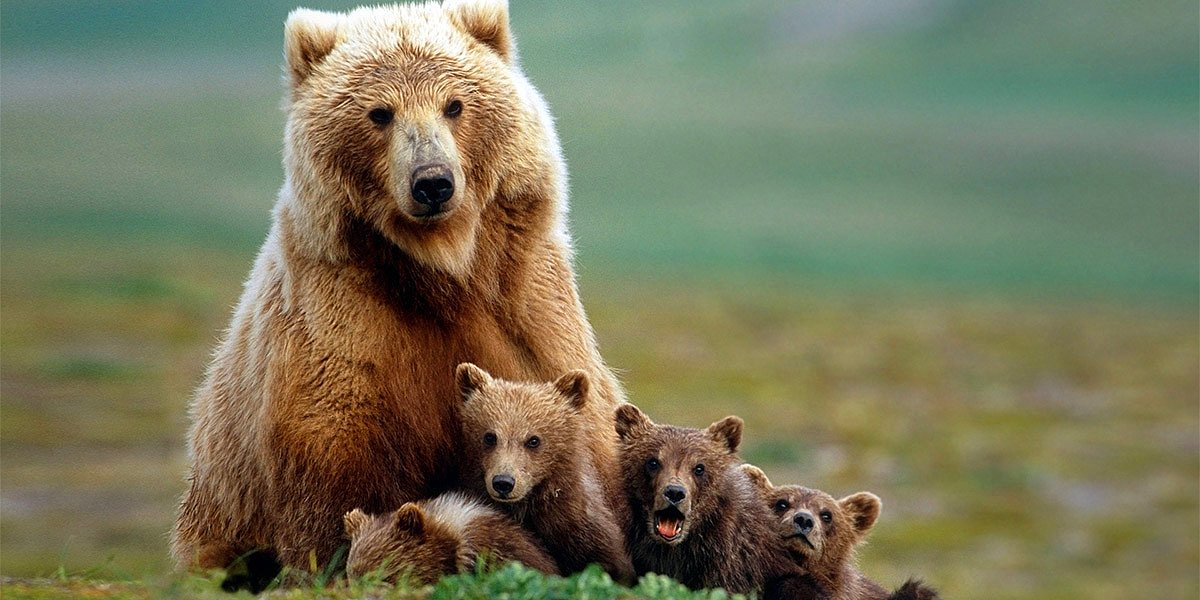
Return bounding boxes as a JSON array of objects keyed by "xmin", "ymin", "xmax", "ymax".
[{"xmin": 653, "ymin": 507, "xmax": 686, "ymax": 542}]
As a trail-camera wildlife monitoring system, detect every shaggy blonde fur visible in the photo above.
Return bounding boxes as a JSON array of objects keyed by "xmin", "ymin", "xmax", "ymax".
[{"xmin": 172, "ymin": 0, "xmax": 623, "ymax": 573}]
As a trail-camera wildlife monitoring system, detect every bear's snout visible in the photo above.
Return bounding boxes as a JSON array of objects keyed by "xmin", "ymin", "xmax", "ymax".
[
  {"xmin": 793, "ymin": 510, "xmax": 815, "ymax": 535},
  {"xmin": 410, "ymin": 163, "xmax": 455, "ymax": 215},
  {"xmin": 490, "ymin": 473, "xmax": 515, "ymax": 498},
  {"xmin": 662, "ymin": 484, "xmax": 686, "ymax": 506}
]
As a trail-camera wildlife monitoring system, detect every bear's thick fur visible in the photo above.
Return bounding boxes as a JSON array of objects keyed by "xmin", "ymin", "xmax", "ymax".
[
  {"xmin": 172, "ymin": 0, "xmax": 623, "ymax": 575},
  {"xmin": 456, "ymin": 363, "xmax": 635, "ymax": 583},
  {"xmin": 343, "ymin": 492, "xmax": 559, "ymax": 584},
  {"xmin": 614, "ymin": 405, "xmax": 823, "ymax": 599},
  {"xmin": 742, "ymin": 465, "xmax": 940, "ymax": 600}
]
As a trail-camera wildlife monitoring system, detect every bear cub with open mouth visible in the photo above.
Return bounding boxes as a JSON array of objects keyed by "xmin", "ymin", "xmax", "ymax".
[
  {"xmin": 615, "ymin": 404, "xmax": 823, "ymax": 598},
  {"xmin": 456, "ymin": 363, "xmax": 635, "ymax": 584},
  {"xmin": 743, "ymin": 465, "xmax": 940, "ymax": 600}
]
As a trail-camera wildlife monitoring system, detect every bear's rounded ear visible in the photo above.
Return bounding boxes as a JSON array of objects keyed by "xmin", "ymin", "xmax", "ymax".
[
  {"xmin": 392, "ymin": 503, "xmax": 426, "ymax": 536},
  {"xmin": 343, "ymin": 508, "xmax": 370, "ymax": 539},
  {"xmin": 553, "ymin": 370, "xmax": 590, "ymax": 411},
  {"xmin": 444, "ymin": 0, "xmax": 512, "ymax": 63},
  {"xmin": 706, "ymin": 416, "xmax": 743, "ymax": 454},
  {"xmin": 614, "ymin": 404, "xmax": 652, "ymax": 441},
  {"xmin": 740, "ymin": 464, "xmax": 773, "ymax": 494},
  {"xmin": 456, "ymin": 362, "xmax": 493, "ymax": 402},
  {"xmin": 838, "ymin": 492, "xmax": 881, "ymax": 535},
  {"xmin": 284, "ymin": 8, "xmax": 343, "ymax": 88}
]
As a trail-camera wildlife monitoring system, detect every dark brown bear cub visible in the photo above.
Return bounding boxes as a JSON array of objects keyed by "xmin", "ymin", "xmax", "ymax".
[
  {"xmin": 614, "ymin": 404, "xmax": 823, "ymax": 599},
  {"xmin": 456, "ymin": 363, "xmax": 635, "ymax": 584},
  {"xmin": 742, "ymin": 465, "xmax": 940, "ymax": 600},
  {"xmin": 343, "ymin": 491, "xmax": 558, "ymax": 584}
]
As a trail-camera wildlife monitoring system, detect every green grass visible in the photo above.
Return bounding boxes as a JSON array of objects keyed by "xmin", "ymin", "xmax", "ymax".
[
  {"xmin": 1, "ymin": 0, "xmax": 1197, "ymax": 598},
  {"xmin": 1, "ymin": 564, "xmax": 741, "ymax": 599}
]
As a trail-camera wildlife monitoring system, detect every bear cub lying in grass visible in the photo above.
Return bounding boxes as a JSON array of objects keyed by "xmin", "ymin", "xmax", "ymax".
[
  {"xmin": 614, "ymin": 404, "xmax": 824, "ymax": 599},
  {"xmin": 343, "ymin": 491, "xmax": 558, "ymax": 584},
  {"xmin": 743, "ymin": 465, "xmax": 940, "ymax": 600}
]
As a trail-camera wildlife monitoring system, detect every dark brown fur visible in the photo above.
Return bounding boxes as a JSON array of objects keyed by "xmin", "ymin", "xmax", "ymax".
[
  {"xmin": 742, "ymin": 465, "xmax": 940, "ymax": 600},
  {"xmin": 614, "ymin": 405, "xmax": 824, "ymax": 599},
  {"xmin": 343, "ymin": 491, "xmax": 558, "ymax": 584},
  {"xmin": 457, "ymin": 364, "xmax": 635, "ymax": 584},
  {"xmin": 888, "ymin": 579, "xmax": 941, "ymax": 600}
]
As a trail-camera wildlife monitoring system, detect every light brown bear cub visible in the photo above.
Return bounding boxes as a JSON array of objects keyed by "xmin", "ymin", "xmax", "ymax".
[
  {"xmin": 614, "ymin": 405, "xmax": 823, "ymax": 599},
  {"xmin": 456, "ymin": 363, "xmax": 635, "ymax": 584},
  {"xmin": 742, "ymin": 465, "xmax": 940, "ymax": 600},
  {"xmin": 343, "ymin": 491, "xmax": 558, "ymax": 584}
]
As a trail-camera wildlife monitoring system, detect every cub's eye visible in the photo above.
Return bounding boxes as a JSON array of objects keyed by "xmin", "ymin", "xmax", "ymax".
[
  {"xmin": 482, "ymin": 432, "xmax": 497, "ymax": 447},
  {"xmin": 444, "ymin": 99, "xmax": 463, "ymax": 118},
  {"xmin": 820, "ymin": 511, "xmax": 833, "ymax": 523},
  {"xmin": 693, "ymin": 464, "xmax": 705, "ymax": 477},
  {"xmin": 774, "ymin": 499, "xmax": 790, "ymax": 513},
  {"xmin": 645, "ymin": 458, "xmax": 660, "ymax": 473},
  {"xmin": 525, "ymin": 436, "xmax": 540, "ymax": 449},
  {"xmin": 368, "ymin": 107, "xmax": 394, "ymax": 126}
]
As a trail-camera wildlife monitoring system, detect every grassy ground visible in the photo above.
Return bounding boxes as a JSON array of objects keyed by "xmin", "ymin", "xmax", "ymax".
[
  {"xmin": 1, "ymin": 0, "xmax": 1197, "ymax": 598},
  {"xmin": 1, "ymin": 564, "xmax": 741, "ymax": 599}
]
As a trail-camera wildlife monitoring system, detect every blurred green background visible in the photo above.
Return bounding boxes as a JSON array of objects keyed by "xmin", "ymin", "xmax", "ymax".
[{"xmin": 1, "ymin": 1, "xmax": 1196, "ymax": 598}]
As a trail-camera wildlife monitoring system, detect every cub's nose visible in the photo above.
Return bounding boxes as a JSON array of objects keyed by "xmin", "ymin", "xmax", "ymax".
[
  {"xmin": 411, "ymin": 164, "xmax": 455, "ymax": 209},
  {"xmin": 491, "ymin": 474, "xmax": 515, "ymax": 497},
  {"xmin": 794, "ymin": 511, "xmax": 815, "ymax": 535},
  {"xmin": 663, "ymin": 484, "xmax": 686, "ymax": 505}
]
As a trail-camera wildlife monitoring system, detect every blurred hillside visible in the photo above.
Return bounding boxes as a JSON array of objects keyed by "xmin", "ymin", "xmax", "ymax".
[
  {"xmin": 2, "ymin": 0, "xmax": 1196, "ymax": 298},
  {"xmin": 1, "ymin": 1, "xmax": 1197, "ymax": 599}
]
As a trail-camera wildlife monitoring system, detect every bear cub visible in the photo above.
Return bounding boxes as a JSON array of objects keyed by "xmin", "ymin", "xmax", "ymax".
[
  {"xmin": 742, "ymin": 465, "xmax": 940, "ymax": 600},
  {"xmin": 614, "ymin": 404, "xmax": 822, "ymax": 598},
  {"xmin": 456, "ymin": 363, "xmax": 635, "ymax": 584},
  {"xmin": 344, "ymin": 491, "xmax": 558, "ymax": 584}
]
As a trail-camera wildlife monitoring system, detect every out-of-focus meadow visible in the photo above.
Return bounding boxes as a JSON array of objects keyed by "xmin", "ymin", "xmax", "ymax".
[{"xmin": 1, "ymin": 1, "xmax": 1196, "ymax": 598}]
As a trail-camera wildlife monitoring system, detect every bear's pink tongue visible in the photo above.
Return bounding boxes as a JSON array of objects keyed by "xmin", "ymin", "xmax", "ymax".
[{"xmin": 657, "ymin": 518, "xmax": 681, "ymax": 539}]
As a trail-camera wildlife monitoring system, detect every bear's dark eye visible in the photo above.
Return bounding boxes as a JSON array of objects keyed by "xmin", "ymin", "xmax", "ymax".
[
  {"xmin": 774, "ymin": 499, "xmax": 790, "ymax": 513},
  {"xmin": 693, "ymin": 464, "xmax": 705, "ymax": 477},
  {"xmin": 525, "ymin": 436, "xmax": 540, "ymax": 449},
  {"xmin": 820, "ymin": 510, "xmax": 833, "ymax": 523},
  {"xmin": 444, "ymin": 99, "xmax": 463, "ymax": 118},
  {"xmin": 645, "ymin": 458, "xmax": 660, "ymax": 473},
  {"xmin": 483, "ymin": 432, "xmax": 497, "ymax": 447},
  {"xmin": 368, "ymin": 107, "xmax": 394, "ymax": 126}
]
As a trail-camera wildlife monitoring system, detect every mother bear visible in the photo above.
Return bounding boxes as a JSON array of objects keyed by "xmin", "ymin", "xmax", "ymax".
[{"xmin": 171, "ymin": 0, "xmax": 624, "ymax": 576}]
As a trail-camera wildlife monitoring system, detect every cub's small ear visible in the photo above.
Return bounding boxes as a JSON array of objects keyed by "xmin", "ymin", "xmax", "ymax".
[
  {"xmin": 392, "ymin": 503, "xmax": 426, "ymax": 536},
  {"xmin": 343, "ymin": 508, "xmax": 370, "ymax": 539},
  {"xmin": 706, "ymin": 416, "xmax": 743, "ymax": 454},
  {"xmin": 284, "ymin": 8, "xmax": 343, "ymax": 87},
  {"xmin": 614, "ymin": 404, "xmax": 652, "ymax": 441},
  {"xmin": 553, "ymin": 370, "xmax": 590, "ymax": 411},
  {"xmin": 839, "ymin": 492, "xmax": 881, "ymax": 535},
  {"xmin": 456, "ymin": 363, "xmax": 493, "ymax": 401},
  {"xmin": 444, "ymin": 0, "xmax": 512, "ymax": 63},
  {"xmin": 740, "ymin": 464, "xmax": 773, "ymax": 493}
]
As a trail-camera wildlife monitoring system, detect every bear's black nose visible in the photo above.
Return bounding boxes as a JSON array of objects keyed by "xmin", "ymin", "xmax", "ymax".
[
  {"xmin": 663, "ymin": 484, "xmax": 686, "ymax": 505},
  {"xmin": 794, "ymin": 511, "xmax": 815, "ymax": 535},
  {"xmin": 411, "ymin": 164, "xmax": 455, "ymax": 210},
  {"xmin": 491, "ymin": 474, "xmax": 515, "ymax": 497}
]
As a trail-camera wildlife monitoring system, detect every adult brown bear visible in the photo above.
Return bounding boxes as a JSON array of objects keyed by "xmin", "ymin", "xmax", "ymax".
[{"xmin": 171, "ymin": 0, "xmax": 623, "ymax": 580}]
